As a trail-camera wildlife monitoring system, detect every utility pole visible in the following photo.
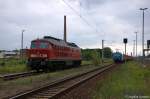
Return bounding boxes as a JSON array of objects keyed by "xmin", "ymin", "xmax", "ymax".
[
  {"xmin": 135, "ymin": 32, "xmax": 138, "ymax": 57},
  {"xmin": 102, "ymin": 40, "xmax": 104, "ymax": 63},
  {"xmin": 21, "ymin": 29, "xmax": 25, "ymax": 60},
  {"xmin": 133, "ymin": 40, "xmax": 135, "ymax": 57},
  {"xmin": 125, "ymin": 43, "xmax": 126, "ymax": 55},
  {"xmin": 140, "ymin": 8, "xmax": 148, "ymax": 58}
]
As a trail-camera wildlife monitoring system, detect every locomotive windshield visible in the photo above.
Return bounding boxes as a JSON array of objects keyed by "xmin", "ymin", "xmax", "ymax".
[
  {"xmin": 31, "ymin": 42, "xmax": 36, "ymax": 48},
  {"xmin": 31, "ymin": 41, "xmax": 48, "ymax": 49},
  {"xmin": 40, "ymin": 42, "xmax": 48, "ymax": 48}
]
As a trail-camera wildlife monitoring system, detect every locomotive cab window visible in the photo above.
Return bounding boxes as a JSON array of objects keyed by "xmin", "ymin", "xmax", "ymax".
[
  {"xmin": 31, "ymin": 42, "xmax": 36, "ymax": 48},
  {"xmin": 31, "ymin": 42, "xmax": 48, "ymax": 49},
  {"xmin": 40, "ymin": 42, "xmax": 48, "ymax": 48}
]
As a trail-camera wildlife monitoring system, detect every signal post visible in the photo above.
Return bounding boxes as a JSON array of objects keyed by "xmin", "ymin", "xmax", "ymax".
[{"xmin": 123, "ymin": 38, "xmax": 128, "ymax": 63}]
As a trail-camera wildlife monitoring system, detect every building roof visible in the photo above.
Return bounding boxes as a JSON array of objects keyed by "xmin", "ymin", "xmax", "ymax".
[{"xmin": 3, "ymin": 51, "xmax": 17, "ymax": 55}]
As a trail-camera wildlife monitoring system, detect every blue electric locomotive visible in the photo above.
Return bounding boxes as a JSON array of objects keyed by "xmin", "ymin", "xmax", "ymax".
[{"xmin": 112, "ymin": 52, "xmax": 123, "ymax": 63}]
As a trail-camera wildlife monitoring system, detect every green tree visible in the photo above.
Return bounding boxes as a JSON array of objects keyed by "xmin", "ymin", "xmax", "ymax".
[
  {"xmin": 103, "ymin": 47, "xmax": 112, "ymax": 58},
  {"xmin": 81, "ymin": 49, "xmax": 102, "ymax": 60}
]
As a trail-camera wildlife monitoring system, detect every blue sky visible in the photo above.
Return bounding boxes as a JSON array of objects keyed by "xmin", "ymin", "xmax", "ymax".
[{"xmin": 0, "ymin": 0, "xmax": 150, "ymax": 56}]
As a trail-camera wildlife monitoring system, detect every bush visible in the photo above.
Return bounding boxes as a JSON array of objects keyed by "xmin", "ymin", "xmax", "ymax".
[{"xmin": 91, "ymin": 50, "xmax": 101, "ymax": 65}]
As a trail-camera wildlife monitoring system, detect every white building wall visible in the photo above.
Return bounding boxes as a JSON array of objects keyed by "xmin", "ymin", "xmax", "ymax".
[{"xmin": 0, "ymin": 52, "xmax": 4, "ymax": 58}]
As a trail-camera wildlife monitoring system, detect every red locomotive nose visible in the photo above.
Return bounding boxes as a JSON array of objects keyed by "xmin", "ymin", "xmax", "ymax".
[
  {"xmin": 29, "ymin": 49, "xmax": 48, "ymax": 58},
  {"xmin": 28, "ymin": 40, "xmax": 51, "ymax": 58}
]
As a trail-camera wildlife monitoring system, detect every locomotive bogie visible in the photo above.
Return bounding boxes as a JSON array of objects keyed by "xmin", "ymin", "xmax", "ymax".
[{"xmin": 27, "ymin": 59, "xmax": 81, "ymax": 71}]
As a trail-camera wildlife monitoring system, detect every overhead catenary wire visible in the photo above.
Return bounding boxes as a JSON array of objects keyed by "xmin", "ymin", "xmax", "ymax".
[{"xmin": 61, "ymin": 0, "xmax": 99, "ymax": 33}]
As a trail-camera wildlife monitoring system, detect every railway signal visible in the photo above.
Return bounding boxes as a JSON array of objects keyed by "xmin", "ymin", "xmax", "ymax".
[
  {"xmin": 123, "ymin": 38, "xmax": 128, "ymax": 55},
  {"xmin": 123, "ymin": 38, "xmax": 128, "ymax": 63}
]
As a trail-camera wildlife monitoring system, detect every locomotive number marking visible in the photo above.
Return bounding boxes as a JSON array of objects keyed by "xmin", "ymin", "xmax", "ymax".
[{"xmin": 30, "ymin": 54, "xmax": 47, "ymax": 58}]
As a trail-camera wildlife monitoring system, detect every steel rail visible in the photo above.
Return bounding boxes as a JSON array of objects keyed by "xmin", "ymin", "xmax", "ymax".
[
  {"xmin": 8, "ymin": 63, "xmax": 116, "ymax": 99},
  {"xmin": 0, "ymin": 71, "xmax": 38, "ymax": 80},
  {"xmin": 0, "ymin": 62, "xmax": 109, "ymax": 81}
]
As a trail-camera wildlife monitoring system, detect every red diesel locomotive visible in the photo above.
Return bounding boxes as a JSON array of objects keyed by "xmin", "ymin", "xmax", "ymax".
[{"xmin": 27, "ymin": 36, "xmax": 81, "ymax": 71}]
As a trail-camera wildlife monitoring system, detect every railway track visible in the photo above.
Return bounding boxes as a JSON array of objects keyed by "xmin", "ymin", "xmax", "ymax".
[
  {"xmin": 0, "ymin": 64, "xmax": 96, "ymax": 81},
  {"xmin": 0, "ymin": 71, "xmax": 38, "ymax": 80},
  {"xmin": 8, "ymin": 63, "xmax": 116, "ymax": 99}
]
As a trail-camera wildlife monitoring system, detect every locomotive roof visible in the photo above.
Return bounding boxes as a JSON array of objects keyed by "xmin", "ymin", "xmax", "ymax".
[{"xmin": 32, "ymin": 36, "xmax": 79, "ymax": 48}]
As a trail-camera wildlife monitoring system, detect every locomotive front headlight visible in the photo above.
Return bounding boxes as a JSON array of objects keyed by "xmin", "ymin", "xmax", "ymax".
[{"xmin": 30, "ymin": 54, "xmax": 37, "ymax": 57}]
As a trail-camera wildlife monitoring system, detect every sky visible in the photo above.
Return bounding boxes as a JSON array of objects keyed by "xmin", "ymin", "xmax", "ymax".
[{"xmin": 0, "ymin": 0, "xmax": 150, "ymax": 56}]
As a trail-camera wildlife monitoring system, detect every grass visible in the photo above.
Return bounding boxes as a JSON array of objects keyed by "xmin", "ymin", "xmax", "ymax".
[
  {"xmin": 0, "ymin": 64, "xmax": 100, "ymax": 85},
  {"xmin": 0, "ymin": 58, "xmax": 28, "ymax": 74},
  {"xmin": 82, "ymin": 60, "xmax": 92, "ymax": 65},
  {"xmin": 0, "ymin": 64, "xmax": 27, "ymax": 74},
  {"xmin": 0, "ymin": 58, "xmax": 112, "ymax": 74},
  {"xmin": 92, "ymin": 61, "xmax": 150, "ymax": 99},
  {"xmin": 0, "ymin": 59, "xmax": 98, "ymax": 74},
  {"xmin": 82, "ymin": 58, "xmax": 113, "ymax": 66}
]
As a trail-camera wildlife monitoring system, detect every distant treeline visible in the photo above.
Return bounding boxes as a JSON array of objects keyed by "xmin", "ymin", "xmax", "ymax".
[{"xmin": 81, "ymin": 47, "xmax": 112, "ymax": 60}]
